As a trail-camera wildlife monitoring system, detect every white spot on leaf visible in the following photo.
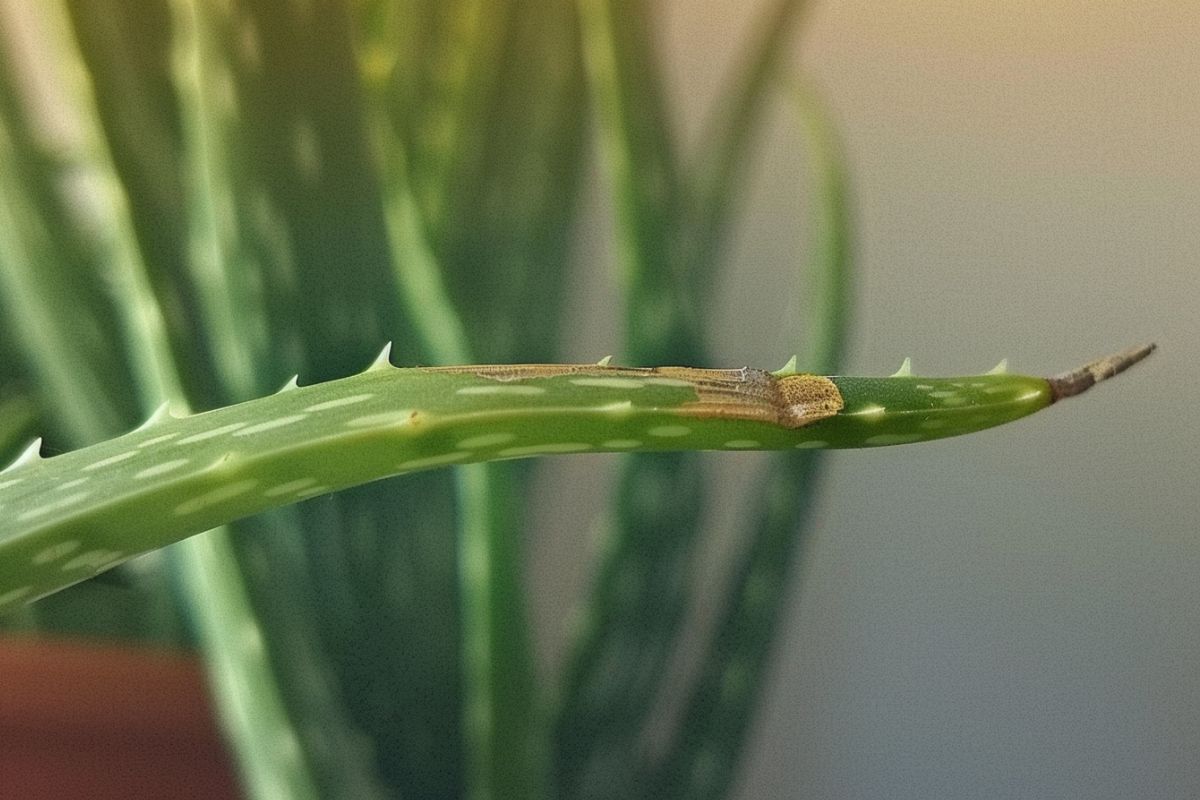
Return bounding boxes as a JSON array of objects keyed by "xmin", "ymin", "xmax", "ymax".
[
  {"xmin": 177, "ymin": 423, "xmax": 248, "ymax": 444},
  {"xmin": 305, "ymin": 394, "xmax": 375, "ymax": 412},
  {"xmin": 233, "ymin": 415, "xmax": 308, "ymax": 436},
  {"xmin": 174, "ymin": 480, "xmax": 258, "ymax": 515},
  {"xmin": 455, "ymin": 385, "xmax": 546, "ymax": 396},
  {"xmin": 134, "ymin": 459, "xmax": 190, "ymax": 479},
  {"xmin": 32, "ymin": 540, "xmax": 82, "ymax": 565}
]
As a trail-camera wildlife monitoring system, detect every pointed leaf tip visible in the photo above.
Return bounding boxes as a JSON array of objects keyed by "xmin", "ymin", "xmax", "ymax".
[
  {"xmin": 890, "ymin": 357, "xmax": 913, "ymax": 377},
  {"xmin": 597, "ymin": 355, "xmax": 614, "ymax": 367},
  {"xmin": 368, "ymin": 342, "xmax": 394, "ymax": 371},
  {"xmin": 1048, "ymin": 343, "xmax": 1156, "ymax": 401},
  {"xmin": 771, "ymin": 355, "xmax": 799, "ymax": 377},
  {"xmin": 3, "ymin": 437, "xmax": 43, "ymax": 472},
  {"xmin": 986, "ymin": 359, "xmax": 1009, "ymax": 375}
]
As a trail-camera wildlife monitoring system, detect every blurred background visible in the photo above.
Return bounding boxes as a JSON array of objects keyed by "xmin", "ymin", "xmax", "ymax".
[
  {"xmin": 0, "ymin": 1, "xmax": 1195, "ymax": 798},
  {"xmin": 536, "ymin": 1, "xmax": 1199, "ymax": 797}
]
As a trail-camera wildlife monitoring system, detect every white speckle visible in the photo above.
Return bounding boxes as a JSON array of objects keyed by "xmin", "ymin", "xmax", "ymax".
[
  {"xmin": 82, "ymin": 451, "xmax": 138, "ymax": 471},
  {"xmin": 61, "ymin": 549, "xmax": 123, "ymax": 572},
  {"xmin": 264, "ymin": 478, "xmax": 318, "ymax": 497},
  {"xmin": 19, "ymin": 492, "xmax": 91, "ymax": 522},
  {"xmin": 455, "ymin": 385, "xmax": 546, "ymax": 396},
  {"xmin": 0, "ymin": 586, "xmax": 32, "ymax": 606},
  {"xmin": 570, "ymin": 377, "xmax": 645, "ymax": 389},
  {"xmin": 915, "ymin": 384, "xmax": 934, "ymax": 390},
  {"xmin": 397, "ymin": 452, "xmax": 470, "ymax": 471},
  {"xmin": 941, "ymin": 395, "xmax": 967, "ymax": 406},
  {"xmin": 951, "ymin": 382, "xmax": 966, "ymax": 388},
  {"xmin": 929, "ymin": 390, "xmax": 957, "ymax": 399},
  {"xmin": 645, "ymin": 377, "xmax": 693, "ymax": 387},
  {"xmin": 138, "ymin": 433, "xmax": 179, "ymax": 448},
  {"xmin": 305, "ymin": 394, "xmax": 375, "ymax": 412},
  {"xmin": 346, "ymin": 410, "xmax": 417, "ymax": 428},
  {"xmin": 174, "ymin": 480, "xmax": 258, "ymax": 515},
  {"xmin": 851, "ymin": 404, "xmax": 887, "ymax": 417},
  {"xmin": 58, "ymin": 477, "xmax": 90, "ymax": 490},
  {"xmin": 602, "ymin": 439, "xmax": 642, "ymax": 449},
  {"xmin": 648, "ymin": 425, "xmax": 691, "ymax": 437},
  {"xmin": 970, "ymin": 382, "xmax": 988, "ymax": 388},
  {"xmin": 723, "ymin": 440, "xmax": 760, "ymax": 449},
  {"xmin": 32, "ymin": 540, "xmax": 81, "ymax": 565},
  {"xmin": 456, "ymin": 433, "xmax": 517, "ymax": 449},
  {"xmin": 1017, "ymin": 390, "xmax": 1043, "ymax": 401},
  {"xmin": 177, "ymin": 422, "xmax": 248, "ymax": 444},
  {"xmin": 864, "ymin": 433, "xmax": 924, "ymax": 446},
  {"xmin": 295, "ymin": 484, "xmax": 329, "ymax": 498},
  {"xmin": 598, "ymin": 400, "xmax": 635, "ymax": 414},
  {"xmin": 134, "ymin": 459, "xmax": 190, "ymax": 479},
  {"xmin": 233, "ymin": 414, "xmax": 308, "ymax": 436},
  {"xmin": 497, "ymin": 443, "xmax": 592, "ymax": 458},
  {"xmin": 920, "ymin": 419, "xmax": 948, "ymax": 430},
  {"xmin": 0, "ymin": 478, "xmax": 24, "ymax": 490},
  {"xmin": 794, "ymin": 440, "xmax": 828, "ymax": 449}
]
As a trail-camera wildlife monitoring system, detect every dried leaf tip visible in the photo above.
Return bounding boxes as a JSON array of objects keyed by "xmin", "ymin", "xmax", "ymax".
[
  {"xmin": 596, "ymin": 355, "xmax": 614, "ymax": 367},
  {"xmin": 890, "ymin": 357, "xmax": 913, "ymax": 377},
  {"xmin": 986, "ymin": 359, "xmax": 1009, "ymax": 375},
  {"xmin": 2, "ymin": 437, "xmax": 43, "ymax": 472},
  {"xmin": 771, "ymin": 355, "xmax": 799, "ymax": 377},
  {"xmin": 368, "ymin": 342, "xmax": 394, "ymax": 372},
  {"xmin": 1048, "ymin": 343, "xmax": 1156, "ymax": 402}
]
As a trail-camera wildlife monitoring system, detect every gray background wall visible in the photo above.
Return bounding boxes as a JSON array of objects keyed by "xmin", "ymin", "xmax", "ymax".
[{"xmin": 533, "ymin": 2, "xmax": 1199, "ymax": 797}]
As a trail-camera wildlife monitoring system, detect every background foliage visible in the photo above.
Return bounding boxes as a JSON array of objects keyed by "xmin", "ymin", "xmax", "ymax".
[{"xmin": 0, "ymin": 1, "xmax": 849, "ymax": 798}]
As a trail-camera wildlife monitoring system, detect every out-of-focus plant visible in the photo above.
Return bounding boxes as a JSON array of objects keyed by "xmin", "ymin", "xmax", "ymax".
[{"xmin": 0, "ymin": 2, "xmax": 1149, "ymax": 799}]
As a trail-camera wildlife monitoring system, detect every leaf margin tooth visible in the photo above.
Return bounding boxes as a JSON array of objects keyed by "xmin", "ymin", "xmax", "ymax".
[
  {"xmin": 986, "ymin": 358, "xmax": 1009, "ymax": 375},
  {"xmin": 135, "ymin": 401, "xmax": 180, "ymax": 431},
  {"xmin": 889, "ymin": 357, "xmax": 913, "ymax": 377},
  {"xmin": 770, "ymin": 354, "xmax": 799, "ymax": 377},
  {"xmin": 276, "ymin": 375, "xmax": 300, "ymax": 393},
  {"xmin": 367, "ymin": 342, "xmax": 394, "ymax": 372},
  {"xmin": 2, "ymin": 437, "xmax": 44, "ymax": 472}
]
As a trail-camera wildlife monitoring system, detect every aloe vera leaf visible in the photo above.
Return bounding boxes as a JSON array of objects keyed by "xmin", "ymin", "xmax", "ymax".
[
  {"xmin": 0, "ymin": 15, "xmax": 140, "ymax": 442},
  {"xmin": 0, "ymin": 347, "xmax": 1153, "ymax": 607},
  {"xmin": 2, "ymin": 3, "xmax": 324, "ymax": 796},
  {"xmin": 356, "ymin": 0, "xmax": 587, "ymax": 363},
  {"xmin": 680, "ymin": 0, "xmax": 813, "ymax": 298},
  {"xmin": 379, "ymin": 136, "xmax": 544, "ymax": 800},
  {"xmin": 0, "ymin": 393, "xmax": 37, "ymax": 463},
  {"xmin": 651, "ymin": 80, "xmax": 853, "ymax": 799},
  {"xmin": 165, "ymin": 4, "xmax": 466, "ymax": 797},
  {"xmin": 558, "ymin": 4, "xmax": 708, "ymax": 794}
]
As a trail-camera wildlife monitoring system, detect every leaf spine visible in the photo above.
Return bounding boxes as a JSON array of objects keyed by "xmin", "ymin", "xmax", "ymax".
[
  {"xmin": 596, "ymin": 355, "xmax": 614, "ymax": 367},
  {"xmin": 368, "ymin": 342, "xmax": 394, "ymax": 372},
  {"xmin": 986, "ymin": 359, "xmax": 1009, "ymax": 375},
  {"xmin": 770, "ymin": 355, "xmax": 799, "ymax": 377},
  {"xmin": 890, "ymin": 357, "xmax": 913, "ymax": 377},
  {"xmin": 276, "ymin": 375, "xmax": 300, "ymax": 393},
  {"xmin": 2, "ymin": 438, "xmax": 44, "ymax": 472},
  {"xmin": 135, "ymin": 402, "xmax": 180, "ymax": 431}
]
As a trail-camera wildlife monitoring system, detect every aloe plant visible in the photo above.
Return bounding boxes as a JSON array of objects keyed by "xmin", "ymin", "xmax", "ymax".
[{"xmin": 0, "ymin": 2, "xmax": 1153, "ymax": 799}]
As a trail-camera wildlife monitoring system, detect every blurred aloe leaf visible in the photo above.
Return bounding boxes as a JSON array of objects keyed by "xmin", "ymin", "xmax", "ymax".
[{"xmin": 651, "ymin": 78, "xmax": 853, "ymax": 800}]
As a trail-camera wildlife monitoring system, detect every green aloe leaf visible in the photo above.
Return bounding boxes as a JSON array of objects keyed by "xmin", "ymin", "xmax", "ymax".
[
  {"xmin": 0, "ymin": 345, "xmax": 1152, "ymax": 611},
  {"xmin": 651, "ymin": 79, "xmax": 854, "ymax": 800}
]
